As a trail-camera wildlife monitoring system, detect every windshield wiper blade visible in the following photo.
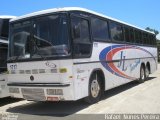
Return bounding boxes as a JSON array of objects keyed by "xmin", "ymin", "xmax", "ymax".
[
  {"xmin": 32, "ymin": 36, "xmax": 47, "ymax": 61},
  {"xmin": 10, "ymin": 55, "xmax": 20, "ymax": 62}
]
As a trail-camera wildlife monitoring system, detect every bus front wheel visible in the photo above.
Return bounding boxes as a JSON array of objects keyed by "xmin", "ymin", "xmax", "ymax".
[{"xmin": 84, "ymin": 73, "xmax": 102, "ymax": 104}]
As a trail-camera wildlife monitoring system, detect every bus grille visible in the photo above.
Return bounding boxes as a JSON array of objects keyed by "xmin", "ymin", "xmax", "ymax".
[{"xmin": 21, "ymin": 88, "xmax": 46, "ymax": 101}]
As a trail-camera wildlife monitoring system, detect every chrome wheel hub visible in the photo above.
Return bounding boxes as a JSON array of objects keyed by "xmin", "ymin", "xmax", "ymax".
[{"xmin": 91, "ymin": 79, "xmax": 100, "ymax": 98}]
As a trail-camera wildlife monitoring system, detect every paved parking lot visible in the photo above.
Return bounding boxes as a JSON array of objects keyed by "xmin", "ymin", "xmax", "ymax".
[{"xmin": 0, "ymin": 65, "xmax": 160, "ymax": 120}]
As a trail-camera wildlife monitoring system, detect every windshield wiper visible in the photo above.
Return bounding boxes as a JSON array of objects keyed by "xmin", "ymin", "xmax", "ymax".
[
  {"xmin": 31, "ymin": 36, "xmax": 47, "ymax": 61},
  {"xmin": 8, "ymin": 55, "xmax": 21, "ymax": 62}
]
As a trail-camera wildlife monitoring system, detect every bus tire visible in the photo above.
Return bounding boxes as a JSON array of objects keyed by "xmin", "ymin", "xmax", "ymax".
[
  {"xmin": 138, "ymin": 65, "xmax": 146, "ymax": 83},
  {"xmin": 145, "ymin": 64, "xmax": 150, "ymax": 79},
  {"xmin": 84, "ymin": 73, "xmax": 102, "ymax": 104}
]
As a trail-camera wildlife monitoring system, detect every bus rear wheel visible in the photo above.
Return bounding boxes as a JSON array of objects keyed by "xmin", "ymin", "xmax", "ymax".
[
  {"xmin": 138, "ymin": 65, "xmax": 146, "ymax": 83},
  {"xmin": 84, "ymin": 73, "xmax": 102, "ymax": 104},
  {"xmin": 145, "ymin": 65, "xmax": 150, "ymax": 79}
]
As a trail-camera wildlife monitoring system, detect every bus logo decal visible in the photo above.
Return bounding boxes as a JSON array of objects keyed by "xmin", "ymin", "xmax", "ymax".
[
  {"xmin": 99, "ymin": 45, "xmax": 156, "ymax": 80},
  {"xmin": 45, "ymin": 61, "xmax": 57, "ymax": 68},
  {"xmin": 117, "ymin": 51, "xmax": 127, "ymax": 71}
]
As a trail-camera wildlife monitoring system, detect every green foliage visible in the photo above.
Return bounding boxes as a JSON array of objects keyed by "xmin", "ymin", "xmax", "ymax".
[
  {"xmin": 145, "ymin": 27, "xmax": 159, "ymax": 35},
  {"xmin": 157, "ymin": 40, "xmax": 160, "ymax": 46}
]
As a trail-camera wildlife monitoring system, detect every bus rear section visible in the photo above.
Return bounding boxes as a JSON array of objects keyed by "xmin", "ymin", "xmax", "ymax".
[
  {"xmin": 0, "ymin": 43, "xmax": 8, "ymax": 98},
  {"xmin": 0, "ymin": 16, "xmax": 16, "ymax": 98}
]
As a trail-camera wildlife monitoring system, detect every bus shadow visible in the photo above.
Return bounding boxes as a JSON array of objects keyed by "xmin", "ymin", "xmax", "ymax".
[
  {"xmin": 146, "ymin": 76, "xmax": 156, "ymax": 81},
  {"xmin": 6, "ymin": 77, "xmax": 156, "ymax": 117},
  {"xmin": 102, "ymin": 77, "xmax": 156, "ymax": 100},
  {"xmin": 7, "ymin": 100, "xmax": 89, "ymax": 117},
  {"xmin": 0, "ymin": 97, "xmax": 23, "ymax": 107}
]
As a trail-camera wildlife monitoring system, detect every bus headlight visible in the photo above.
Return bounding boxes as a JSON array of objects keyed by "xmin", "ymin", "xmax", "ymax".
[
  {"xmin": 46, "ymin": 89, "xmax": 63, "ymax": 95},
  {"xmin": 9, "ymin": 88, "xmax": 20, "ymax": 93}
]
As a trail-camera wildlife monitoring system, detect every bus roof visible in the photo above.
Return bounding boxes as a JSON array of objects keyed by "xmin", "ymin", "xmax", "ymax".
[
  {"xmin": 10, "ymin": 7, "xmax": 154, "ymax": 34},
  {"xmin": 0, "ymin": 15, "xmax": 16, "ymax": 19}
]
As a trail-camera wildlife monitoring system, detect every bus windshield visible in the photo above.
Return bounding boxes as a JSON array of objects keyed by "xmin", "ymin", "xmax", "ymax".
[{"xmin": 9, "ymin": 14, "xmax": 70, "ymax": 60}]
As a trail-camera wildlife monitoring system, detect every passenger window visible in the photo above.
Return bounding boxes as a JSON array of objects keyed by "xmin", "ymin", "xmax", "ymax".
[
  {"xmin": 151, "ymin": 35, "xmax": 156, "ymax": 45},
  {"xmin": 146, "ymin": 34, "xmax": 150, "ymax": 45},
  {"xmin": 71, "ymin": 17, "xmax": 90, "ymax": 43},
  {"xmin": 110, "ymin": 22, "xmax": 123, "ymax": 41},
  {"xmin": 130, "ymin": 28, "xmax": 135, "ymax": 43},
  {"xmin": 124, "ymin": 27, "xmax": 130, "ymax": 42},
  {"xmin": 91, "ymin": 17, "xmax": 109, "ymax": 41},
  {"xmin": 139, "ymin": 32, "xmax": 143, "ymax": 44},
  {"xmin": 71, "ymin": 16, "xmax": 92, "ymax": 58},
  {"xmin": 149, "ymin": 35, "xmax": 155, "ymax": 45},
  {"xmin": 135, "ymin": 30, "xmax": 140, "ymax": 43},
  {"xmin": 143, "ymin": 33, "xmax": 148, "ymax": 44}
]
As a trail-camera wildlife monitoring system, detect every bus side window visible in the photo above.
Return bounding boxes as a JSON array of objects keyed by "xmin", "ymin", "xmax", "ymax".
[
  {"xmin": 91, "ymin": 17, "xmax": 109, "ymax": 42},
  {"xmin": 71, "ymin": 16, "xmax": 92, "ymax": 58},
  {"xmin": 130, "ymin": 28, "xmax": 135, "ymax": 43},
  {"xmin": 109, "ymin": 22, "xmax": 123, "ymax": 42},
  {"xmin": 143, "ymin": 32, "xmax": 148, "ymax": 45},
  {"xmin": 124, "ymin": 27, "xmax": 130, "ymax": 43},
  {"xmin": 135, "ymin": 30, "xmax": 139, "ymax": 44},
  {"xmin": 152, "ymin": 35, "xmax": 156, "ymax": 46}
]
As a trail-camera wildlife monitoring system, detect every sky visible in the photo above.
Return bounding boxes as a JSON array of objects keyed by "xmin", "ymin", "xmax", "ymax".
[{"xmin": 1, "ymin": 0, "xmax": 160, "ymax": 39}]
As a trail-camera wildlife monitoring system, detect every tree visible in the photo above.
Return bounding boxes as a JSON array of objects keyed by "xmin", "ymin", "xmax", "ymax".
[{"xmin": 145, "ymin": 27, "xmax": 159, "ymax": 35}]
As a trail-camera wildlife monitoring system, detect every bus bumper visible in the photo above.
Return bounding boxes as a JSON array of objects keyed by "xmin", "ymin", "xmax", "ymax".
[{"xmin": 8, "ymin": 83, "xmax": 74, "ymax": 101}]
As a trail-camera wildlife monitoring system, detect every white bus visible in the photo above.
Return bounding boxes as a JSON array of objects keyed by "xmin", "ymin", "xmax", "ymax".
[
  {"xmin": 0, "ymin": 16, "xmax": 16, "ymax": 98},
  {"xmin": 7, "ymin": 7, "xmax": 157, "ymax": 103}
]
